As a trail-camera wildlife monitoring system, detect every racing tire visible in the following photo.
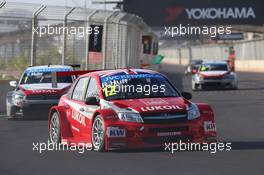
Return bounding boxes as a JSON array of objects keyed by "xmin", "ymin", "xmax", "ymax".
[
  {"xmin": 192, "ymin": 82, "xmax": 198, "ymax": 91},
  {"xmin": 92, "ymin": 115, "xmax": 105, "ymax": 152},
  {"xmin": 232, "ymin": 87, "xmax": 238, "ymax": 90},
  {"xmin": 232, "ymin": 83, "xmax": 238, "ymax": 90},
  {"xmin": 49, "ymin": 112, "xmax": 61, "ymax": 144},
  {"xmin": 6, "ymin": 100, "xmax": 18, "ymax": 119},
  {"xmin": 199, "ymin": 84, "xmax": 204, "ymax": 91},
  {"xmin": 6, "ymin": 100, "xmax": 13, "ymax": 117}
]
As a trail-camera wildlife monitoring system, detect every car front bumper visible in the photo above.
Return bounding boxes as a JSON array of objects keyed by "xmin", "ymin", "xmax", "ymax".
[
  {"xmin": 15, "ymin": 99, "xmax": 59, "ymax": 118},
  {"xmin": 104, "ymin": 118, "xmax": 217, "ymax": 150},
  {"xmin": 195, "ymin": 79, "xmax": 235, "ymax": 87}
]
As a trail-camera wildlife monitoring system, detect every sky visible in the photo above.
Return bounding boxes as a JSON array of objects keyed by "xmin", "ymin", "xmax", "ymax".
[{"xmin": 6, "ymin": 0, "xmax": 114, "ymax": 9}]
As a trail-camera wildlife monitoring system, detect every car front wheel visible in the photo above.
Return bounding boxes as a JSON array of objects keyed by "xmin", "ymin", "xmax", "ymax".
[{"xmin": 192, "ymin": 81, "xmax": 198, "ymax": 91}]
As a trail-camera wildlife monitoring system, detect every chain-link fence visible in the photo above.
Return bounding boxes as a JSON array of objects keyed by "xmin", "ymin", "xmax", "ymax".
[{"xmin": 0, "ymin": 2, "xmax": 158, "ymax": 79}]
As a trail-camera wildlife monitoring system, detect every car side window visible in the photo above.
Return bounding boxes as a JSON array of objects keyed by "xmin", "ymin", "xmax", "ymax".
[
  {"xmin": 85, "ymin": 77, "xmax": 99, "ymax": 99},
  {"xmin": 72, "ymin": 77, "xmax": 90, "ymax": 101}
]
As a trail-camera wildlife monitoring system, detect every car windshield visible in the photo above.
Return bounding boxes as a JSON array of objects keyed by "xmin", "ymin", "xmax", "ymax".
[
  {"xmin": 21, "ymin": 72, "xmax": 72, "ymax": 84},
  {"xmin": 200, "ymin": 64, "xmax": 228, "ymax": 71},
  {"xmin": 100, "ymin": 73, "xmax": 179, "ymax": 101},
  {"xmin": 191, "ymin": 60, "xmax": 203, "ymax": 65}
]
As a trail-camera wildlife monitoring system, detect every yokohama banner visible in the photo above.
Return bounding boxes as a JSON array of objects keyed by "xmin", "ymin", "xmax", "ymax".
[{"xmin": 124, "ymin": 0, "xmax": 264, "ymax": 26}]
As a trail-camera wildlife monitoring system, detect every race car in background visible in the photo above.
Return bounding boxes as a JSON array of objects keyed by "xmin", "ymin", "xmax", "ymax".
[
  {"xmin": 6, "ymin": 65, "xmax": 75, "ymax": 119},
  {"xmin": 185, "ymin": 59, "xmax": 203, "ymax": 75},
  {"xmin": 48, "ymin": 68, "xmax": 217, "ymax": 151},
  {"xmin": 192, "ymin": 61, "xmax": 238, "ymax": 91}
]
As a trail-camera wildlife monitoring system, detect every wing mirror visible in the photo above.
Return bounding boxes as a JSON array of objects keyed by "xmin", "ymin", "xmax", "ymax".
[
  {"xmin": 181, "ymin": 92, "xmax": 192, "ymax": 100},
  {"xmin": 9, "ymin": 81, "xmax": 17, "ymax": 87},
  {"xmin": 85, "ymin": 97, "xmax": 99, "ymax": 106}
]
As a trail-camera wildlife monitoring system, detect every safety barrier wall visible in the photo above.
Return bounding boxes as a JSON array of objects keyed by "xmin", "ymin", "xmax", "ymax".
[
  {"xmin": 0, "ymin": 80, "xmax": 14, "ymax": 113},
  {"xmin": 159, "ymin": 39, "xmax": 264, "ymax": 72}
]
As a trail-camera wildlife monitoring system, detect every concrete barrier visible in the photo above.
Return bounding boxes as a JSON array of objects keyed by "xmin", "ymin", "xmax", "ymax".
[
  {"xmin": 235, "ymin": 60, "xmax": 264, "ymax": 72},
  {"xmin": 162, "ymin": 58, "xmax": 189, "ymax": 65},
  {"xmin": 0, "ymin": 80, "xmax": 15, "ymax": 114}
]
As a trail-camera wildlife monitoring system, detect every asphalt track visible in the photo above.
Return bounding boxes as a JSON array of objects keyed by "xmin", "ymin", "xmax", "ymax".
[{"xmin": 0, "ymin": 64, "xmax": 264, "ymax": 175}]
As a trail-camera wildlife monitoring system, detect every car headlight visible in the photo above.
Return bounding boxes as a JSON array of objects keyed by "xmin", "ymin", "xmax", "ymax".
[
  {"xmin": 223, "ymin": 73, "xmax": 234, "ymax": 79},
  {"xmin": 118, "ymin": 112, "xmax": 144, "ymax": 123},
  {"xmin": 12, "ymin": 93, "xmax": 25, "ymax": 106},
  {"xmin": 195, "ymin": 74, "xmax": 203, "ymax": 81},
  {"xmin": 187, "ymin": 103, "xmax": 200, "ymax": 120}
]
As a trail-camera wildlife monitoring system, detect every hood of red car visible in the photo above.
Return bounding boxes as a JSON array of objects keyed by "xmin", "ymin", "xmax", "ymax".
[
  {"xmin": 112, "ymin": 97, "xmax": 188, "ymax": 113},
  {"xmin": 199, "ymin": 71, "xmax": 228, "ymax": 77},
  {"xmin": 19, "ymin": 83, "xmax": 71, "ymax": 96}
]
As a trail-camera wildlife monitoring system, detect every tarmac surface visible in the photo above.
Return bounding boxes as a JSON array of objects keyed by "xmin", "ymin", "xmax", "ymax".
[{"xmin": 0, "ymin": 64, "xmax": 263, "ymax": 175}]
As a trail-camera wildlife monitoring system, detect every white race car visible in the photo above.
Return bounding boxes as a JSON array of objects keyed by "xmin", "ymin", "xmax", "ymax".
[
  {"xmin": 6, "ymin": 65, "xmax": 74, "ymax": 119},
  {"xmin": 192, "ymin": 61, "xmax": 238, "ymax": 91}
]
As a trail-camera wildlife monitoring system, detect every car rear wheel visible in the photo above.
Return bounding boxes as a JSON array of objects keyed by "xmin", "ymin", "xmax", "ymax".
[
  {"xmin": 92, "ymin": 115, "xmax": 105, "ymax": 152},
  {"xmin": 49, "ymin": 112, "xmax": 61, "ymax": 143}
]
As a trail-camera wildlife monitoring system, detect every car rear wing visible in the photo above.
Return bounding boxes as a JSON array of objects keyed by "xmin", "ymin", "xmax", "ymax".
[{"xmin": 51, "ymin": 70, "xmax": 97, "ymax": 88}]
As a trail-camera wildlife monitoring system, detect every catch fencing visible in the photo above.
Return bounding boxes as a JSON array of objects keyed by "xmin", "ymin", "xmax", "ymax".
[{"xmin": 0, "ymin": 2, "xmax": 158, "ymax": 79}]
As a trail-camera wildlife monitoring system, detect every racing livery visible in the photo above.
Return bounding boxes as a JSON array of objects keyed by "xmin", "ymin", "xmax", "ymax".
[
  {"xmin": 192, "ymin": 61, "xmax": 238, "ymax": 91},
  {"xmin": 6, "ymin": 65, "xmax": 74, "ymax": 119},
  {"xmin": 48, "ymin": 69, "xmax": 217, "ymax": 151}
]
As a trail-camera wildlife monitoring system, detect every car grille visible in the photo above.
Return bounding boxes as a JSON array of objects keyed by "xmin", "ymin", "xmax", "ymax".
[
  {"xmin": 26, "ymin": 94, "xmax": 62, "ymax": 100},
  {"xmin": 148, "ymin": 126, "xmax": 188, "ymax": 133},
  {"xmin": 204, "ymin": 77, "xmax": 223, "ymax": 80},
  {"xmin": 143, "ymin": 135, "xmax": 192, "ymax": 144},
  {"xmin": 141, "ymin": 111, "xmax": 188, "ymax": 124}
]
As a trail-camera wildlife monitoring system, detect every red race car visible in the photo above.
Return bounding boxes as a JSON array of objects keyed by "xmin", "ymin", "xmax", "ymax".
[{"xmin": 48, "ymin": 69, "xmax": 217, "ymax": 151}]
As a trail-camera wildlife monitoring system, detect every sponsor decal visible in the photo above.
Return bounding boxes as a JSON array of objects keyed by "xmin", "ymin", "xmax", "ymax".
[
  {"xmin": 25, "ymin": 67, "xmax": 72, "ymax": 75},
  {"xmin": 185, "ymin": 7, "xmax": 256, "ymax": 20},
  {"xmin": 89, "ymin": 25, "xmax": 103, "ymax": 52},
  {"xmin": 71, "ymin": 125, "xmax": 80, "ymax": 132},
  {"xmin": 157, "ymin": 131, "xmax": 181, "ymax": 137},
  {"xmin": 164, "ymin": 7, "xmax": 185, "ymax": 22},
  {"xmin": 204, "ymin": 121, "xmax": 216, "ymax": 132},
  {"xmin": 107, "ymin": 127, "xmax": 126, "ymax": 138},
  {"xmin": 72, "ymin": 110, "xmax": 86, "ymax": 126},
  {"xmin": 32, "ymin": 89, "xmax": 58, "ymax": 93},
  {"xmin": 65, "ymin": 99, "xmax": 96, "ymax": 120},
  {"xmin": 140, "ymin": 98, "xmax": 168, "ymax": 105},
  {"xmin": 141, "ymin": 105, "xmax": 183, "ymax": 112},
  {"xmin": 101, "ymin": 74, "xmax": 163, "ymax": 83}
]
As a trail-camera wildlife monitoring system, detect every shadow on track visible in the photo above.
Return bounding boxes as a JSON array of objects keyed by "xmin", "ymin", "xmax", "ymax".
[
  {"xmin": 227, "ymin": 141, "xmax": 264, "ymax": 150},
  {"xmin": 236, "ymin": 87, "xmax": 264, "ymax": 91},
  {"xmin": 107, "ymin": 141, "xmax": 264, "ymax": 153}
]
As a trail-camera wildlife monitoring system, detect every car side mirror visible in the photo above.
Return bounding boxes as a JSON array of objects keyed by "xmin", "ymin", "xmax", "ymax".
[
  {"xmin": 182, "ymin": 92, "xmax": 192, "ymax": 100},
  {"xmin": 9, "ymin": 81, "xmax": 17, "ymax": 87},
  {"xmin": 85, "ymin": 97, "xmax": 99, "ymax": 105}
]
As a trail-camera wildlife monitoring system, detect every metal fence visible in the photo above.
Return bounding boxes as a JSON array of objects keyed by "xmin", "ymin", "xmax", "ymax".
[
  {"xmin": 160, "ymin": 39, "xmax": 264, "ymax": 64},
  {"xmin": 0, "ymin": 2, "xmax": 158, "ymax": 79}
]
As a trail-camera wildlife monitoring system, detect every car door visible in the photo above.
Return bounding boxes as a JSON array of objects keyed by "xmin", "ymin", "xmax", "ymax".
[
  {"xmin": 83, "ymin": 77, "xmax": 100, "ymax": 141},
  {"xmin": 68, "ymin": 77, "xmax": 90, "ymax": 141}
]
